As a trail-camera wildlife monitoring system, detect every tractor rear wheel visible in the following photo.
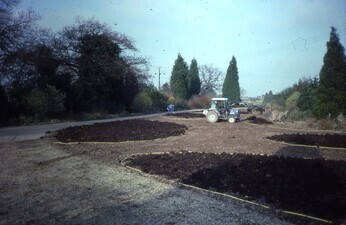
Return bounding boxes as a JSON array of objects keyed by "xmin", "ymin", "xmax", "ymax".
[
  {"xmin": 206, "ymin": 111, "xmax": 219, "ymax": 123},
  {"xmin": 228, "ymin": 117, "xmax": 236, "ymax": 123}
]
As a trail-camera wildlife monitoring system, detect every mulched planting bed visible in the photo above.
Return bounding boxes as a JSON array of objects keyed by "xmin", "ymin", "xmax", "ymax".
[
  {"xmin": 54, "ymin": 119, "xmax": 188, "ymax": 142},
  {"xmin": 124, "ymin": 152, "xmax": 346, "ymax": 223},
  {"xmin": 247, "ymin": 116, "xmax": 273, "ymax": 124},
  {"xmin": 54, "ymin": 118, "xmax": 346, "ymax": 223},
  {"xmin": 267, "ymin": 133, "xmax": 346, "ymax": 148}
]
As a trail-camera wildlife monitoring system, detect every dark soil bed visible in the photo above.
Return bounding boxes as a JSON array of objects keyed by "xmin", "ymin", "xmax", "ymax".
[
  {"xmin": 124, "ymin": 152, "xmax": 346, "ymax": 223},
  {"xmin": 55, "ymin": 117, "xmax": 346, "ymax": 224},
  {"xmin": 267, "ymin": 133, "xmax": 346, "ymax": 148},
  {"xmin": 167, "ymin": 112, "xmax": 205, "ymax": 118},
  {"xmin": 247, "ymin": 116, "xmax": 273, "ymax": 124},
  {"xmin": 54, "ymin": 119, "xmax": 187, "ymax": 142}
]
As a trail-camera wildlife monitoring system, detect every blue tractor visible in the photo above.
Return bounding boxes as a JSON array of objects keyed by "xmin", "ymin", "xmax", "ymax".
[{"xmin": 202, "ymin": 98, "xmax": 240, "ymax": 123}]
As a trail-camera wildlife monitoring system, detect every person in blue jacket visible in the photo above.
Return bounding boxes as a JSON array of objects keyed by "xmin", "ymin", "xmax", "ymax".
[{"xmin": 167, "ymin": 104, "xmax": 174, "ymax": 114}]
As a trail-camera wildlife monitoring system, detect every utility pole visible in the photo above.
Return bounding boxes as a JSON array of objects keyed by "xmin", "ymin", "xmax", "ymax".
[
  {"xmin": 158, "ymin": 67, "xmax": 161, "ymax": 91},
  {"xmin": 156, "ymin": 67, "xmax": 165, "ymax": 90}
]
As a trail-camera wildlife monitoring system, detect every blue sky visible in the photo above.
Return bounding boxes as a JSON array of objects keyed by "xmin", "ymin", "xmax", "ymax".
[{"xmin": 19, "ymin": 0, "xmax": 346, "ymax": 97}]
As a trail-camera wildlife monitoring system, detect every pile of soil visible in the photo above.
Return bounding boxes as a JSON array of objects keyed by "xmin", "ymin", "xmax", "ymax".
[
  {"xmin": 267, "ymin": 133, "xmax": 346, "ymax": 148},
  {"xmin": 124, "ymin": 152, "xmax": 346, "ymax": 223},
  {"xmin": 54, "ymin": 119, "xmax": 188, "ymax": 143},
  {"xmin": 247, "ymin": 116, "xmax": 273, "ymax": 124}
]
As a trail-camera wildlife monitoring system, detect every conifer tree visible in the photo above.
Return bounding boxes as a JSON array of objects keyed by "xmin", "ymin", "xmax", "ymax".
[
  {"xmin": 313, "ymin": 27, "xmax": 346, "ymax": 118},
  {"xmin": 170, "ymin": 54, "xmax": 189, "ymax": 100},
  {"xmin": 187, "ymin": 58, "xmax": 201, "ymax": 97},
  {"xmin": 222, "ymin": 56, "xmax": 240, "ymax": 103},
  {"xmin": 263, "ymin": 90, "xmax": 274, "ymax": 105}
]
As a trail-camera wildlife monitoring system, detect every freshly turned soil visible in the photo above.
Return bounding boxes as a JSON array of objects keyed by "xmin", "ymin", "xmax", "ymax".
[
  {"xmin": 124, "ymin": 152, "xmax": 346, "ymax": 222},
  {"xmin": 166, "ymin": 112, "xmax": 206, "ymax": 118},
  {"xmin": 247, "ymin": 116, "xmax": 273, "ymax": 124},
  {"xmin": 55, "ymin": 112, "xmax": 346, "ymax": 224},
  {"xmin": 267, "ymin": 133, "xmax": 346, "ymax": 148},
  {"xmin": 54, "ymin": 119, "xmax": 188, "ymax": 143}
]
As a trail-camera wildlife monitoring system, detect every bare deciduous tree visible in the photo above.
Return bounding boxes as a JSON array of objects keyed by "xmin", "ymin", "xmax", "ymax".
[
  {"xmin": 199, "ymin": 64, "xmax": 224, "ymax": 96},
  {"xmin": 54, "ymin": 17, "xmax": 149, "ymax": 82},
  {"xmin": 0, "ymin": 0, "xmax": 40, "ymax": 60}
]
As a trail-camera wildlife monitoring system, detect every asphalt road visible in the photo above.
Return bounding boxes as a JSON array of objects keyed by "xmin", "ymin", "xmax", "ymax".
[{"xmin": 0, "ymin": 110, "xmax": 200, "ymax": 143}]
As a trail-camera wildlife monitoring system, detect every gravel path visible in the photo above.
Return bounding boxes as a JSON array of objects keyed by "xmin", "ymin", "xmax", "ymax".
[{"xmin": 0, "ymin": 140, "xmax": 293, "ymax": 225}]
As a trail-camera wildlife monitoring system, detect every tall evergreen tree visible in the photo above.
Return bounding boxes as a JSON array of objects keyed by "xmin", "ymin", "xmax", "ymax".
[
  {"xmin": 296, "ymin": 77, "xmax": 318, "ymax": 112},
  {"xmin": 170, "ymin": 54, "xmax": 189, "ymax": 100},
  {"xmin": 313, "ymin": 27, "xmax": 346, "ymax": 118},
  {"xmin": 187, "ymin": 58, "xmax": 201, "ymax": 97},
  {"xmin": 222, "ymin": 56, "xmax": 240, "ymax": 103},
  {"xmin": 263, "ymin": 90, "xmax": 274, "ymax": 105}
]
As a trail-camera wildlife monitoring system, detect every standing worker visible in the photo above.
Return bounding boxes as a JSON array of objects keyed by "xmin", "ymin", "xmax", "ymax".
[{"xmin": 167, "ymin": 104, "xmax": 175, "ymax": 114}]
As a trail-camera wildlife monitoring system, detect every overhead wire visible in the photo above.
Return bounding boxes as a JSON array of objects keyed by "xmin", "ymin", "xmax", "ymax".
[{"xmin": 238, "ymin": 27, "xmax": 346, "ymax": 60}]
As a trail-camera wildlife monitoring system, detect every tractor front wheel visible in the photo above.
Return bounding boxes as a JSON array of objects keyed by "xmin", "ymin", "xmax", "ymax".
[
  {"xmin": 206, "ymin": 111, "xmax": 219, "ymax": 123},
  {"xmin": 228, "ymin": 117, "xmax": 236, "ymax": 123}
]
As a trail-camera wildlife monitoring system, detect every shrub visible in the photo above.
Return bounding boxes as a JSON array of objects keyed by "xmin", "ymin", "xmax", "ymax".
[
  {"xmin": 285, "ymin": 91, "xmax": 300, "ymax": 112},
  {"xmin": 284, "ymin": 110, "xmax": 312, "ymax": 121},
  {"xmin": 25, "ymin": 89, "xmax": 48, "ymax": 119},
  {"xmin": 269, "ymin": 110, "xmax": 287, "ymax": 122},
  {"xmin": 145, "ymin": 88, "xmax": 168, "ymax": 112},
  {"xmin": 24, "ymin": 85, "xmax": 66, "ymax": 120},
  {"xmin": 187, "ymin": 95, "xmax": 211, "ymax": 109},
  {"xmin": 263, "ymin": 103, "xmax": 286, "ymax": 122},
  {"xmin": 168, "ymin": 96, "xmax": 176, "ymax": 104},
  {"xmin": 132, "ymin": 91, "xmax": 153, "ymax": 113},
  {"xmin": 45, "ymin": 85, "xmax": 66, "ymax": 117},
  {"xmin": 175, "ymin": 99, "xmax": 188, "ymax": 110}
]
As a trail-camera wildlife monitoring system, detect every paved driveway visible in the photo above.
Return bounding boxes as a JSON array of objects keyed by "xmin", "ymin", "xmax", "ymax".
[
  {"xmin": 0, "ymin": 112, "xmax": 170, "ymax": 142},
  {"xmin": 0, "ymin": 110, "xmax": 207, "ymax": 143}
]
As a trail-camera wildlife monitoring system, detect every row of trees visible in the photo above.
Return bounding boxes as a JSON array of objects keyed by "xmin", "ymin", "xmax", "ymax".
[
  {"xmin": 0, "ymin": 0, "xmax": 243, "ymax": 125},
  {"xmin": 4, "ymin": 1, "xmax": 342, "ymax": 125},
  {"xmin": 169, "ymin": 54, "xmax": 241, "ymax": 103},
  {"xmin": 1, "ymin": 0, "xmax": 153, "ymax": 124},
  {"xmin": 263, "ymin": 27, "xmax": 346, "ymax": 119},
  {"xmin": 170, "ymin": 54, "xmax": 201, "ymax": 100},
  {"xmin": 263, "ymin": 77, "xmax": 318, "ymax": 114}
]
